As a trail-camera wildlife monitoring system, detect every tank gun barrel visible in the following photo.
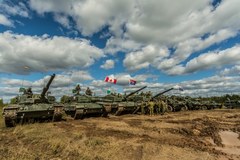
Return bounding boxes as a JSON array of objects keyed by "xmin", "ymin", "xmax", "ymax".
[
  {"xmin": 41, "ymin": 74, "xmax": 55, "ymax": 98},
  {"xmin": 124, "ymin": 86, "xmax": 147, "ymax": 100},
  {"xmin": 151, "ymin": 88, "xmax": 174, "ymax": 100}
]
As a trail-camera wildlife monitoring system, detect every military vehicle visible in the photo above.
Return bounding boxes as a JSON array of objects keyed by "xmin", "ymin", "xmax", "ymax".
[
  {"xmin": 63, "ymin": 86, "xmax": 109, "ymax": 119},
  {"xmin": 166, "ymin": 96, "xmax": 188, "ymax": 112},
  {"xmin": 224, "ymin": 98, "xmax": 240, "ymax": 109},
  {"xmin": 147, "ymin": 88, "xmax": 176, "ymax": 114},
  {"xmin": 184, "ymin": 98, "xmax": 202, "ymax": 110},
  {"xmin": 2, "ymin": 74, "xmax": 63, "ymax": 127},
  {"xmin": 99, "ymin": 86, "xmax": 147, "ymax": 115}
]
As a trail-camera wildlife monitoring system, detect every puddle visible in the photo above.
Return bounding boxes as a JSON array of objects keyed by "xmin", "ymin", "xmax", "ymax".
[
  {"xmin": 216, "ymin": 131, "xmax": 240, "ymax": 155},
  {"xmin": 219, "ymin": 131, "xmax": 240, "ymax": 146}
]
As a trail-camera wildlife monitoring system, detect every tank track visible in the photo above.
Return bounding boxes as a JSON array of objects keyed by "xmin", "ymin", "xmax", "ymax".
[
  {"xmin": 52, "ymin": 106, "xmax": 63, "ymax": 122},
  {"xmin": 74, "ymin": 108, "xmax": 84, "ymax": 119},
  {"xmin": 101, "ymin": 104, "xmax": 111, "ymax": 117},
  {"xmin": 115, "ymin": 105, "xmax": 124, "ymax": 116},
  {"xmin": 3, "ymin": 108, "xmax": 17, "ymax": 127}
]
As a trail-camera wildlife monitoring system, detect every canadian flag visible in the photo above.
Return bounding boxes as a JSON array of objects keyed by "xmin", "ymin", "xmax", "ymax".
[{"xmin": 104, "ymin": 76, "xmax": 117, "ymax": 84}]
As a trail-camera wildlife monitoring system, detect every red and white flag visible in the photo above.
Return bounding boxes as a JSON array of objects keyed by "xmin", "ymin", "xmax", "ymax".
[{"xmin": 104, "ymin": 76, "xmax": 117, "ymax": 84}]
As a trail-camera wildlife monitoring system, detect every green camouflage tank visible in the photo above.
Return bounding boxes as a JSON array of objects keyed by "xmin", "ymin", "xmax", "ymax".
[{"xmin": 2, "ymin": 74, "xmax": 63, "ymax": 127}]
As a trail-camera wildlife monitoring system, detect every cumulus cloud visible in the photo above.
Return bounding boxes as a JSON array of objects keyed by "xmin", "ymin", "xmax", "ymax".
[
  {"xmin": 53, "ymin": 14, "xmax": 71, "ymax": 29},
  {"xmin": 0, "ymin": 1, "xmax": 29, "ymax": 18},
  {"xmin": 0, "ymin": 14, "xmax": 13, "ymax": 26},
  {"xmin": 100, "ymin": 59, "xmax": 115, "ymax": 69},
  {"xmin": 220, "ymin": 65, "xmax": 240, "ymax": 76},
  {"xmin": 126, "ymin": 0, "xmax": 240, "ymax": 45},
  {"xmin": 0, "ymin": 1, "xmax": 29, "ymax": 28},
  {"xmin": 123, "ymin": 45, "xmax": 169, "ymax": 71},
  {"xmin": 28, "ymin": 0, "xmax": 240, "ymax": 75},
  {"xmin": 167, "ymin": 45, "xmax": 240, "ymax": 75},
  {"xmin": 104, "ymin": 37, "xmax": 142, "ymax": 54},
  {"xmin": 0, "ymin": 31, "xmax": 104, "ymax": 74},
  {"xmin": 158, "ymin": 29, "xmax": 237, "ymax": 70},
  {"xmin": 29, "ymin": 0, "xmax": 134, "ymax": 36},
  {"xmin": 0, "ymin": 70, "xmax": 93, "ymax": 88}
]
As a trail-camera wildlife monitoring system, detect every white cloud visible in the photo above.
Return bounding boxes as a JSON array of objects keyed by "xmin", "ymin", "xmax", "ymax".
[
  {"xmin": 167, "ymin": 45, "xmax": 240, "ymax": 75},
  {"xmin": 220, "ymin": 65, "xmax": 240, "ymax": 76},
  {"xmin": 104, "ymin": 37, "xmax": 142, "ymax": 54},
  {"xmin": 100, "ymin": 59, "xmax": 115, "ymax": 69},
  {"xmin": 0, "ymin": 2, "xmax": 29, "ymax": 18},
  {"xmin": 53, "ymin": 14, "xmax": 71, "ymax": 29},
  {"xmin": 0, "ymin": 14, "xmax": 13, "ymax": 26},
  {"xmin": 28, "ymin": 0, "xmax": 240, "ymax": 75},
  {"xmin": 0, "ymin": 31, "xmax": 104, "ymax": 74},
  {"xmin": 29, "ymin": 0, "xmax": 134, "ymax": 36},
  {"xmin": 158, "ymin": 29, "xmax": 237, "ymax": 70},
  {"xmin": 123, "ymin": 45, "xmax": 169, "ymax": 71},
  {"xmin": 0, "ymin": 70, "xmax": 93, "ymax": 88}
]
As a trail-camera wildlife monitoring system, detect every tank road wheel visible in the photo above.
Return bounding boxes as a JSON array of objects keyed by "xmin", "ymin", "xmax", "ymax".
[
  {"xmin": 115, "ymin": 105, "xmax": 124, "ymax": 116},
  {"xmin": 3, "ymin": 109, "xmax": 17, "ymax": 127},
  {"xmin": 201, "ymin": 106, "xmax": 208, "ymax": 110},
  {"xmin": 5, "ymin": 117, "xmax": 16, "ymax": 127},
  {"xmin": 167, "ymin": 105, "xmax": 173, "ymax": 112},
  {"xmin": 74, "ymin": 109, "xmax": 84, "ymax": 119},
  {"xmin": 53, "ymin": 106, "xmax": 63, "ymax": 122},
  {"xmin": 180, "ymin": 105, "xmax": 188, "ymax": 111}
]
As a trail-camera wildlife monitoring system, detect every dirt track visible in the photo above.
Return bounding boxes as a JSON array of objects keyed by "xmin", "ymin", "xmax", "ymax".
[{"xmin": 0, "ymin": 109, "xmax": 240, "ymax": 160}]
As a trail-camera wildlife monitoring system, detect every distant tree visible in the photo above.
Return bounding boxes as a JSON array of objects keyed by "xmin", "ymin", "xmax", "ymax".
[{"xmin": 0, "ymin": 98, "xmax": 3, "ymax": 107}]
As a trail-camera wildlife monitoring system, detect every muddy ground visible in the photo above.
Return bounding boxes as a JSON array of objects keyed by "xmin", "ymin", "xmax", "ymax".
[{"xmin": 0, "ymin": 109, "xmax": 240, "ymax": 160}]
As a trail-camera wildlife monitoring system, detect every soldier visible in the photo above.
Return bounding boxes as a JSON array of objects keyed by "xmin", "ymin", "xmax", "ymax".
[
  {"xmin": 26, "ymin": 87, "xmax": 33, "ymax": 96},
  {"xmin": 155, "ymin": 99, "xmax": 167, "ymax": 115},
  {"xmin": 156, "ymin": 100, "xmax": 162, "ymax": 115},
  {"xmin": 160, "ymin": 100, "xmax": 168, "ymax": 115},
  {"xmin": 75, "ymin": 84, "xmax": 81, "ymax": 94},
  {"xmin": 141, "ymin": 101, "xmax": 146, "ymax": 115},
  {"xmin": 85, "ymin": 87, "xmax": 92, "ymax": 96},
  {"xmin": 148, "ymin": 100, "xmax": 155, "ymax": 116}
]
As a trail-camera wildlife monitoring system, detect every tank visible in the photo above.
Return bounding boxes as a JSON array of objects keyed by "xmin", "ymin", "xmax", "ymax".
[
  {"xmin": 2, "ymin": 74, "xmax": 63, "ymax": 127},
  {"xmin": 144, "ymin": 88, "xmax": 175, "ymax": 114},
  {"xmin": 224, "ymin": 99, "xmax": 240, "ymax": 109},
  {"xmin": 183, "ymin": 98, "xmax": 202, "ymax": 110},
  {"xmin": 166, "ymin": 96, "xmax": 188, "ymax": 112},
  {"xmin": 99, "ymin": 86, "xmax": 147, "ymax": 116},
  {"xmin": 63, "ymin": 86, "xmax": 108, "ymax": 119}
]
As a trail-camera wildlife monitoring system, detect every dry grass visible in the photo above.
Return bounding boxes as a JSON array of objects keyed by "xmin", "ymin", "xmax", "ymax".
[{"xmin": 0, "ymin": 109, "xmax": 240, "ymax": 160}]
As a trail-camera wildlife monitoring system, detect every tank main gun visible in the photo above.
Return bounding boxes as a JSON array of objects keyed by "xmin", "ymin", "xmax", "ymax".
[
  {"xmin": 41, "ymin": 74, "xmax": 55, "ymax": 99},
  {"xmin": 151, "ymin": 88, "xmax": 174, "ymax": 101},
  {"xmin": 124, "ymin": 86, "xmax": 147, "ymax": 100}
]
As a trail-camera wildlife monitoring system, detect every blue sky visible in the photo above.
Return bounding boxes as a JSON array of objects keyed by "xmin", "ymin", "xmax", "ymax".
[{"xmin": 1, "ymin": 0, "xmax": 240, "ymax": 101}]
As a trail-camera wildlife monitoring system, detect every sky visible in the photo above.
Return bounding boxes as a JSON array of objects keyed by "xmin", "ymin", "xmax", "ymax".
[{"xmin": 1, "ymin": 0, "xmax": 240, "ymax": 102}]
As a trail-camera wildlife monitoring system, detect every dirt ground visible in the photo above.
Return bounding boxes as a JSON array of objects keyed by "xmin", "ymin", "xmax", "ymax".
[{"xmin": 0, "ymin": 109, "xmax": 240, "ymax": 160}]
